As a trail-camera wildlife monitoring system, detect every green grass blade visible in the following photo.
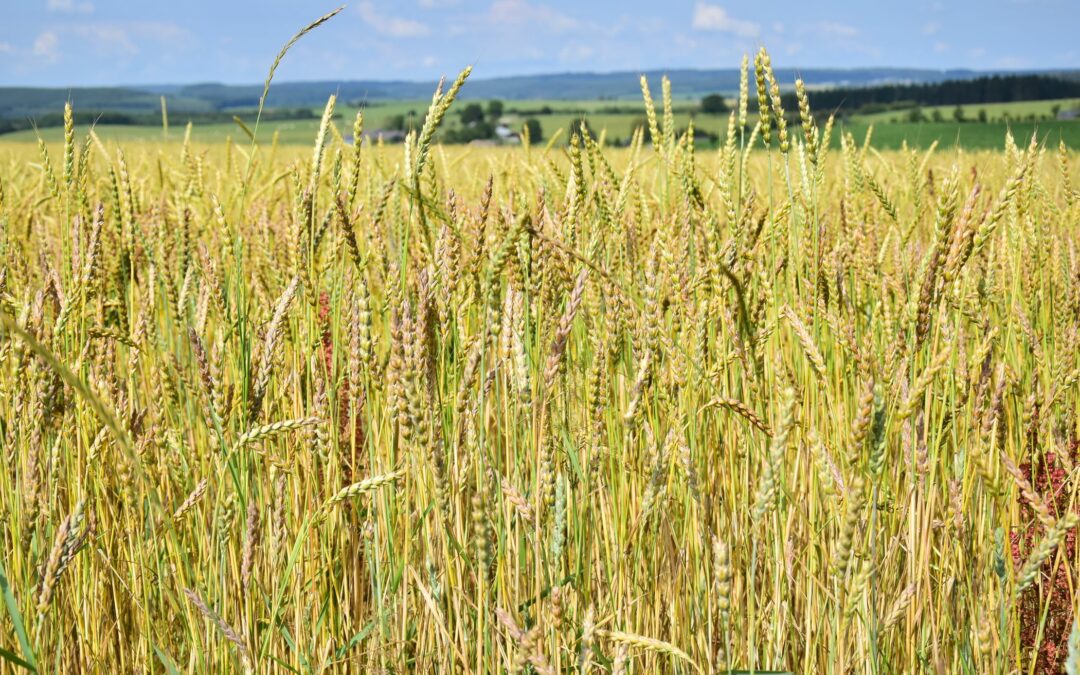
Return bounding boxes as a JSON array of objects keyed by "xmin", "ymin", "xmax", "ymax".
[
  {"xmin": 152, "ymin": 644, "xmax": 181, "ymax": 675},
  {"xmin": 0, "ymin": 559, "xmax": 36, "ymax": 672},
  {"xmin": 0, "ymin": 646, "xmax": 36, "ymax": 672}
]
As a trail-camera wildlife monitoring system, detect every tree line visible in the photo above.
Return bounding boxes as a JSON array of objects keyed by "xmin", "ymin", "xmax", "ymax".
[{"xmin": 785, "ymin": 74, "xmax": 1080, "ymax": 114}]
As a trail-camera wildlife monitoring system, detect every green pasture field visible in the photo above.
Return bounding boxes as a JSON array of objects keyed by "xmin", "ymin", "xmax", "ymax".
[{"xmin": 3, "ymin": 99, "xmax": 1079, "ymax": 150}]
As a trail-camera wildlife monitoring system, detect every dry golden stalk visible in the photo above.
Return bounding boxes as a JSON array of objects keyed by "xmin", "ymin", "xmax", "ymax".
[
  {"xmin": 882, "ymin": 584, "xmax": 917, "ymax": 631},
  {"xmin": 543, "ymin": 269, "xmax": 588, "ymax": 389},
  {"xmin": 320, "ymin": 470, "xmax": 403, "ymax": 513},
  {"xmin": 579, "ymin": 604, "xmax": 596, "ymax": 674},
  {"xmin": 249, "ymin": 275, "xmax": 300, "ymax": 423},
  {"xmin": 832, "ymin": 475, "xmax": 866, "ymax": 580},
  {"xmin": 752, "ymin": 386, "xmax": 798, "ymax": 523},
  {"xmin": 241, "ymin": 495, "xmax": 259, "ymax": 593},
  {"xmin": 702, "ymin": 397, "xmax": 771, "ymax": 435},
  {"xmin": 37, "ymin": 500, "xmax": 87, "ymax": 611},
  {"xmin": 497, "ymin": 472, "xmax": 535, "ymax": 524},
  {"xmin": 1015, "ymin": 512, "xmax": 1080, "ymax": 597},
  {"xmin": 784, "ymin": 305, "xmax": 827, "ymax": 382},
  {"xmin": 232, "ymin": 417, "xmax": 321, "ymax": 453},
  {"xmin": 182, "ymin": 588, "xmax": 252, "ymax": 669},
  {"xmin": 1000, "ymin": 450, "xmax": 1054, "ymax": 528},
  {"xmin": 173, "ymin": 479, "xmax": 209, "ymax": 520},
  {"xmin": 598, "ymin": 629, "xmax": 699, "ymax": 672}
]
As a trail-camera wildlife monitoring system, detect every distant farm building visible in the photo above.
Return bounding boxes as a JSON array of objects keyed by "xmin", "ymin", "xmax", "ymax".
[{"xmin": 494, "ymin": 124, "xmax": 521, "ymax": 144}]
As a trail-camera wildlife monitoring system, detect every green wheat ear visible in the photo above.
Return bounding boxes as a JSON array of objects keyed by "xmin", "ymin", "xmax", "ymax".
[
  {"xmin": 1067, "ymin": 620, "xmax": 1080, "ymax": 675},
  {"xmin": 240, "ymin": 4, "xmax": 344, "ymax": 201},
  {"xmin": 254, "ymin": 5, "xmax": 345, "ymax": 141}
]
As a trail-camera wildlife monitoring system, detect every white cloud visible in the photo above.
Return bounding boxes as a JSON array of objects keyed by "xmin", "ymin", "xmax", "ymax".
[
  {"xmin": 922, "ymin": 21, "xmax": 940, "ymax": 35},
  {"xmin": 816, "ymin": 21, "xmax": 858, "ymax": 39},
  {"xmin": 933, "ymin": 41, "xmax": 949, "ymax": 53},
  {"xmin": 47, "ymin": 0, "xmax": 94, "ymax": 14},
  {"xmin": 127, "ymin": 21, "xmax": 190, "ymax": 43},
  {"xmin": 691, "ymin": 3, "xmax": 760, "ymax": 38},
  {"xmin": 419, "ymin": 0, "xmax": 459, "ymax": 6},
  {"xmin": 616, "ymin": 15, "xmax": 664, "ymax": 35},
  {"xmin": 673, "ymin": 33, "xmax": 697, "ymax": 49},
  {"xmin": 559, "ymin": 44, "xmax": 594, "ymax": 62},
  {"xmin": 0, "ymin": 42, "xmax": 13, "ymax": 55},
  {"xmin": 71, "ymin": 23, "xmax": 138, "ymax": 56},
  {"xmin": 33, "ymin": 31, "xmax": 60, "ymax": 61},
  {"xmin": 997, "ymin": 55, "xmax": 1028, "ymax": 68},
  {"xmin": 358, "ymin": 1, "xmax": 431, "ymax": 38},
  {"xmin": 25, "ymin": 21, "xmax": 192, "ymax": 67},
  {"xmin": 63, "ymin": 21, "xmax": 189, "ymax": 58},
  {"xmin": 489, "ymin": 0, "xmax": 579, "ymax": 34}
]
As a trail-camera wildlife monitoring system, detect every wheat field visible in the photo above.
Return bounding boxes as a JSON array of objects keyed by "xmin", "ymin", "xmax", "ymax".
[{"xmin": 0, "ymin": 47, "xmax": 1079, "ymax": 674}]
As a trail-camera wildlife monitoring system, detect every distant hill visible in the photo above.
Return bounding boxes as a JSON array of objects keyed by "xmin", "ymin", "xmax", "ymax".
[
  {"xmin": 2, "ymin": 67, "xmax": 1079, "ymax": 121},
  {"xmin": 140, "ymin": 68, "xmax": 988, "ymax": 108},
  {"xmin": 438, "ymin": 67, "xmax": 987, "ymax": 100},
  {"xmin": 0, "ymin": 87, "xmax": 213, "ymax": 120}
]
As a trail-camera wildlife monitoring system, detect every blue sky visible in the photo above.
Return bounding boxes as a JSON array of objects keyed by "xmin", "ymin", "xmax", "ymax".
[{"xmin": 1, "ymin": 0, "xmax": 1077, "ymax": 86}]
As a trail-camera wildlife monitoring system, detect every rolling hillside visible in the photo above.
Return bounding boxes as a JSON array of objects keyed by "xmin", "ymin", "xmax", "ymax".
[{"xmin": 2, "ymin": 67, "xmax": 1063, "ymax": 120}]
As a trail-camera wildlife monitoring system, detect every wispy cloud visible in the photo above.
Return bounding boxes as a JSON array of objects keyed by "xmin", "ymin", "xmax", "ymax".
[
  {"xmin": 488, "ymin": 0, "xmax": 579, "ymax": 34},
  {"xmin": 691, "ymin": 3, "xmax": 760, "ymax": 38},
  {"xmin": 77, "ymin": 21, "xmax": 190, "ymax": 56},
  {"xmin": 0, "ymin": 0, "xmax": 1074, "ymax": 86},
  {"xmin": 816, "ymin": 21, "xmax": 858, "ymax": 39},
  {"xmin": 358, "ymin": 1, "xmax": 431, "ymax": 38},
  {"xmin": 33, "ymin": 31, "xmax": 60, "ymax": 61},
  {"xmin": 29, "ymin": 21, "xmax": 192, "ymax": 65},
  {"xmin": 996, "ymin": 55, "xmax": 1028, "ymax": 68},
  {"xmin": 70, "ymin": 23, "xmax": 138, "ymax": 56},
  {"xmin": 47, "ymin": 0, "xmax": 94, "ymax": 14},
  {"xmin": 559, "ymin": 44, "xmax": 593, "ymax": 63}
]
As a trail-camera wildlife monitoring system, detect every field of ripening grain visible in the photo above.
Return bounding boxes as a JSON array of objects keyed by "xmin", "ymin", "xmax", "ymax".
[{"xmin": 1, "ymin": 39, "xmax": 1080, "ymax": 674}]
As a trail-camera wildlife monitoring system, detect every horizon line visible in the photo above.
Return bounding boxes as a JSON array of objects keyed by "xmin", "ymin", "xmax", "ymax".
[{"xmin": 5, "ymin": 64, "xmax": 1078, "ymax": 91}]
